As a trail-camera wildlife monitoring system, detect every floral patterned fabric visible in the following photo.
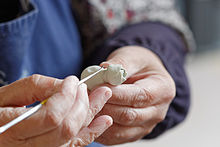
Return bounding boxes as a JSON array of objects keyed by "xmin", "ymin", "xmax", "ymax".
[{"xmin": 72, "ymin": 0, "xmax": 195, "ymax": 57}]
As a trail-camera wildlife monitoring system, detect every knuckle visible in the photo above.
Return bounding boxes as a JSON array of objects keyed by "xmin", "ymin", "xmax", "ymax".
[
  {"xmin": 112, "ymin": 88, "xmax": 124, "ymax": 101},
  {"xmin": 167, "ymin": 91, "xmax": 175, "ymax": 102},
  {"xmin": 115, "ymin": 132, "xmax": 126, "ymax": 139},
  {"xmin": 121, "ymin": 109, "xmax": 137, "ymax": 124},
  {"xmin": 145, "ymin": 128, "xmax": 154, "ymax": 135},
  {"xmin": 131, "ymin": 89, "xmax": 146, "ymax": 107},
  {"xmin": 61, "ymin": 121, "xmax": 78, "ymax": 139},
  {"xmin": 60, "ymin": 86, "xmax": 73, "ymax": 99},
  {"xmin": 61, "ymin": 76, "xmax": 79, "ymax": 97},
  {"xmin": 73, "ymin": 138, "xmax": 87, "ymax": 147},
  {"xmin": 162, "ymin": 77, "xmax": 176, "ymax": 102},
  {"xmin": 45, "ymin": 110, "xmax": 62, "ymax": 128},
  {"xmin": 115, "ymin": 132, "xmax": 134, "ymax": 142},
  {"xmin": 89, "ymin": 105, "xmax": 100, "ymax": 118},
  {"xmin": 155, "ymin": 111, "xmax": 166, "ymax": 123},
  {"xmin": 129, "ymin": 87, "xmax": 151, "ymax": 108},
  {"xmin": 28, "ymin": 74, "xmax": 41, "ymax": 87},
  {"xmin": 59, "ymin": 90, "xmax": 72, "ymax": 102},
  {"xmin": 164, "ymin": 86, "xmax": 176, "ymax": 103},
  {"xmin": 142, "ymin": 88, "xmax": 154, "ymax": 104},
  {"xmin": 82, "ymin": 132, "xmax": 98, "ymax": 145},
  {"xmin": 67, "ymin": 75, "xmax": 79, "ymax": 82}
]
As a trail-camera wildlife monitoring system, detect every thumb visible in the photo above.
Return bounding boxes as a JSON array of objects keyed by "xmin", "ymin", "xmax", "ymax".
[
  {"xmin": 100, "ymin": 46, "xmax": 150, "ymax": 77},
  {"xmin": 0, "ymin": 74, "xmax": 62, "ymax": 107}
]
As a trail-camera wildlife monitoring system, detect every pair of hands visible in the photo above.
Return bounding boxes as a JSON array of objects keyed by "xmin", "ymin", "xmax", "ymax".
[
  {"xmin": 0, "ymin": 75, "xmax": 113, "ymax": 146},
  {"xmin": 0, "ymin": 46, "xmax": 176, "ymax": 146}
]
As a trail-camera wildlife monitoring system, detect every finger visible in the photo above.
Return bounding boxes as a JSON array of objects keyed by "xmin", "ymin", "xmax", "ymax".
[
  {"xmin": 72, "ymin": 115, "xmax": 113, "ymax": 146},
  {"xmin": 106, "ymin": 84, "xmax": 153, "ymax": 108},
  {"xmin": 25, "ymin": 82, "xmax": 89, "ymax": 147},
  {"xmin": 134, "ymin": 74, "xmax": 176, "ymax": 106},
  {"xmin": 100, "ymin": 46, "xmax": 154, "ymax": 77},
  {"xmin": 84, "ymin": 86, "xmax": 112, "ymax": 126},
  {"xmin": 107, "ymin": 73, "xmax": 175, "ymax": 108},
  {"xmin": 0, "ymin": 74, "xmax": 63, "ymax": 107},
  {"xmin": 96, "ymin": 123, "xmax": 154, "ymax": 145},
  {"xmin": 99, "ymin": 103, "xmax": 166, "ymax": 126},
  {"xmin": 5, "ymin": 76, "xmax": 79, "ymax": 139}
]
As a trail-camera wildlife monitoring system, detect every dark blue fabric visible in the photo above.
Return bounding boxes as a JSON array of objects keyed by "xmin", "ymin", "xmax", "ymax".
[{"xmin": 0, "ymin": 0, "xmax": 83, "ymax": 85}]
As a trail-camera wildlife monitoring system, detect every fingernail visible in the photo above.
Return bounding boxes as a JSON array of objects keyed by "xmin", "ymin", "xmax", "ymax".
[
  {"xmin": 100, "ymin": 62, "xmax": 110, "ymax": 68},
  {"xmin": 106, "ymin": 116, "xmax": 113, "ymax": 126},
  {"xmin": 80, "ymin": 83, "xmax": 87, "ymax": 90},
  {"xmin": 105, "ymin": 90, "xmax": 112, "ymax": 100}
]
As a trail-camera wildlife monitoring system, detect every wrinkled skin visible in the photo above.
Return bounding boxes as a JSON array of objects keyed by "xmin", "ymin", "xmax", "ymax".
[
  {"xmin": 0, "ymin": 75, "xmax": 113, "ymax": 147},
  {"xmin": 96, "ymin": 46, "xmax": 176, "ymax": 145}
]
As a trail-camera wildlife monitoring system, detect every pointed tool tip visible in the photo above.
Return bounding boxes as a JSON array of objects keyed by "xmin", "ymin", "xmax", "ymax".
[{"xmin": 0, "ymin": 127, "xmax": 6, "ymax": 134}]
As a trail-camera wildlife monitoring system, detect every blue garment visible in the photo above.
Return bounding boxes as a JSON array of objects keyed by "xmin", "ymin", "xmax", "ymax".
[
  {"xmin": 0, "ymin": 1, "xmax": 102, "ymax": 146},
  {"xmin": 0, "ymin": 0, "xmax": 83, "ymax": 84},
  {"xmin": 87, "ymin": 142, "xmax": 105, "ymax": 147}
]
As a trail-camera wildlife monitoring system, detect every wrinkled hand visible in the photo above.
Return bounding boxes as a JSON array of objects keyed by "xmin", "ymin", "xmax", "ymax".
[
  {"xmin": 0, "ymin": 74, "xmax": 112, "ymax": 147},
  {"xmin": 96, "ymin": 46, "xmax": 176, "ymax": 145}
]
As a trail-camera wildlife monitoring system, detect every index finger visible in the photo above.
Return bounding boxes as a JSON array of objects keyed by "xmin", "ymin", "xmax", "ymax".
[
  {"xmin": 107, "ymin": 84, "xmax": 151, "ymax": 108},
  {"xmin": 0, "ymin": 74, "xmax": 63, "ymax": 107},
  {"xmin": 107, "ymin": 75, "xmax": 175, "ymax": 108},
  {"xmin": 2, "ymin": 76, "xmax": 79, "ymax": 140}
]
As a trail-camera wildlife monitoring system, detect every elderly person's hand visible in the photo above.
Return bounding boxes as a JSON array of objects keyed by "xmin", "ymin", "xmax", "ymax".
[
  {"xmin": 0, "ymin": 74, "xmax": 112, "ymax": 147},
  {"xmin": 96, "ymin": 46, "xmax": 176, "ymax": 145}
]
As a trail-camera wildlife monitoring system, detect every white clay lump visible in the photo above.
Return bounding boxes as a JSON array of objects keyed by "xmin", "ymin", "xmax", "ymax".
[{"xmin": 81, "ymin": 64, "xmax": 127, "ymax": 90}]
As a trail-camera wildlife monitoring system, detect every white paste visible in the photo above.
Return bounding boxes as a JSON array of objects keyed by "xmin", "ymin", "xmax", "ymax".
[{"xmin": 81, "ymin": 64, "xmax": 127, "ymax": 90}]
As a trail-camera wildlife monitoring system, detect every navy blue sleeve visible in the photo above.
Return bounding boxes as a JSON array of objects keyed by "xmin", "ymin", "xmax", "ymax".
[
  {"xmin": 0, "ymin": 1, "xmax": 38, "ymax": 85},
  {"xmin": 87, "ymin": 22, "xmax": 190, "ymax": 138}
]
